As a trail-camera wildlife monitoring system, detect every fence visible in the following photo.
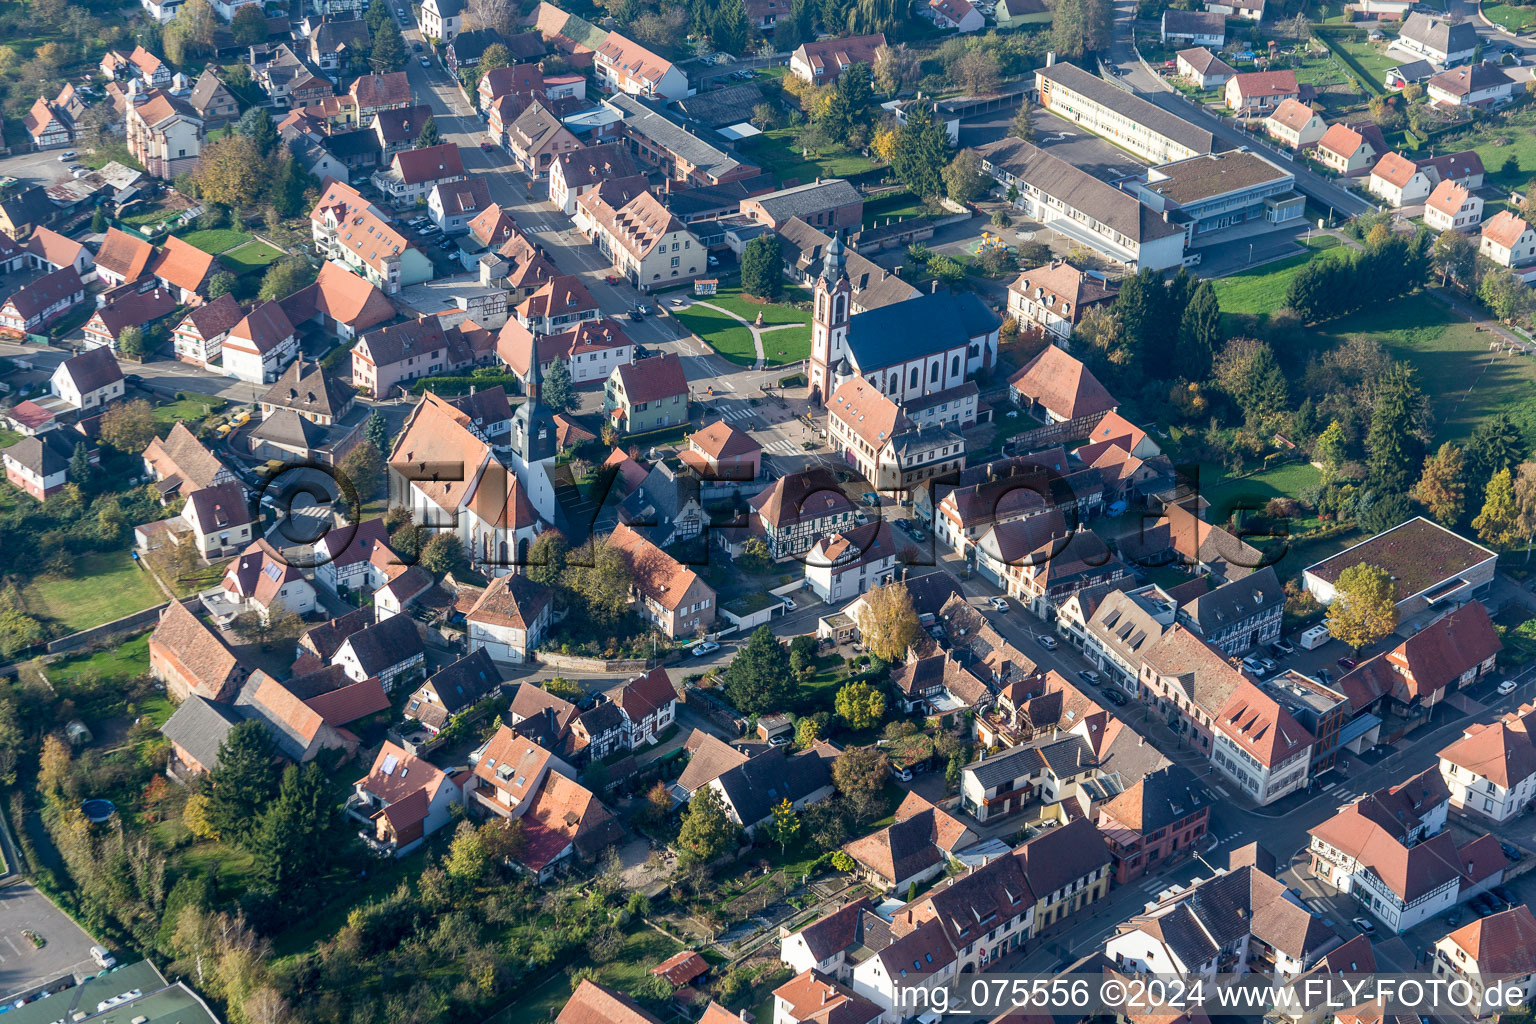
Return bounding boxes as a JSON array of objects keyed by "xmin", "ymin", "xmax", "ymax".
[{"xmin": 533, "ymin": 650, "xmax": 655, "ymax": 673}]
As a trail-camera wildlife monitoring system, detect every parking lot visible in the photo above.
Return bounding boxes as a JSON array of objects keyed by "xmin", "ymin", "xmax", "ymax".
[
  {"xmin": 0, "ymin": 881, "xmax": 105, "ymax": 998},
  {"xmin": 0, "ymin": 146, "xmax": 79, "ymax": 192}
]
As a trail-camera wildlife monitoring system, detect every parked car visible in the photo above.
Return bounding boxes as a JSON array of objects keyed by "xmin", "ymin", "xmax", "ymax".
[
  {"xmin": 413, "ymin": 42, "xmax": 422, "ymax": 51},
  {"xmin": 782, "ymin": 596, "xmax": 798, "ymax": 611},
  {"xmin": 604, "ymin": 274, "xmax": 620, "ymax": 284},
  {"xmin": 1501, "ymin": 842, "xmax": 1524, "ymax": 861},
  {"xmin": 1337, "ymin": 656, "xmax": 1358, "ymax": 670},
  {"xmin": 1316, "ymin": 667, "xmax": 1333, "ymax": 685},
  {"xmin": 1271, "ymin": 639, "xmax": 1296, "ymax": 656},
  {"xmin": 1103, "ymin": 689, "xmax": 1128, "ymax": 706},
  {"xmin": 419, "ymin": 55, "xmax": 431, "ymax": 67},
  {"xmin": 1259, "ymin": 657, "xmax": 1280, "ymax": 674},
  {"xmin": 1445, "ymin": 909, "xmax": 1464, "ymax": 927},
  {"xmin": 1351, "ymin": 917, "xmax": 1376, "ymax": 936},
  {"xmin": 691, "ymin": 640, "xmax": 720, "ymax": 658},
  {"xmin": 892, "ymin": 765, "xmax": 913, "ymax": 782},
  {"xmin": 90, "ymin": 946, "xmax": 115, "ymax": 969},
  {"xmin": 57, "ymin": 150, "xmax": 76, "ymax": 161},
  {"xmin": 909, "ymin": 526, "xmax": 927, "ymax": 542},
  {"xmin": 989, "ymin": 597, "xmax": 1008, "ymax": 611},
  {"xmin": 1494, "ymin": 886, "xmax": 1518, "ymax": 906},
  {"xmin": 1242, "ymin": 656, "xmax": 1268, "ymax": 678},
  {"xmin": 1499, "ymin": 680, "xmax": 1518, "ymax": 695},
  {"xmin": 1079, "ymin": 670, "xmax": 1101, "ymax": 686},
  {"xmin": 635, "ymin": 303, "xmax": 650, "ymax": 315},
  {"xmin": 629, "ymin": 310, "xmax": 644, "ymax": 321},
  {"xmin": 1037, "ymin": 635, "xmax": 1058, "ymax": 651},
  {"xmin": 1472, "ymin": 894, "xmax": 1497, "ymax": 915}
]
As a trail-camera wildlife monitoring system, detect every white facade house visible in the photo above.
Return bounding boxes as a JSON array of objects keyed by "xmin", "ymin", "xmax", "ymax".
[
  {"xmin": 1432, "ymin": 905, "xmax": 1536, "ymax": 1018},
  {"xmin": 1439, "ymin": 704, "xmax": 1536, "ymax": 823},
  {"xmin": 804, "ymin": 521, "xmax": 899, "ymax": 605},
  {"xmin": 1481, "ymin": 210, "xmax": 1536, "ymax": 268},
  {"xmin": 417, "ymin": 0, "xmax": 462, "ymax": 41}
]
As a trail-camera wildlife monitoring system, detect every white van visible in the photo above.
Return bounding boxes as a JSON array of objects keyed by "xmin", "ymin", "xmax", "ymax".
[{"xmin": 1300, "ymin": 624, "xmax": 1330, "ymax": 650}]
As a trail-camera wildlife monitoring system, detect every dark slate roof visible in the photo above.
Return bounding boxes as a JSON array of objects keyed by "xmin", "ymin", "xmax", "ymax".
[
  {"xmin": 716, "ymin": 745, "xmax": 832, "ymax": 827},
  {"xmin": 1036, "ymin": 62, "xmax": 1215, "ymax": 154},
  {"xmin": 422, "ymin": 647, "xmax": 500, "ymax": 714},
  {"xmin": 161, "ymin": 695, "xmax": 244, "ymax": 771},
  {"xmin": 249, "ymin": 408, "xmax": 328, "ymax": 449},
  {"xmin": 965, "ymin": 735, "xmax": 1093, "ymax": 790},
  {"xmin": 605, "ymin": 93, "xmax": 749, "ymax": 181},
  {"xmin": 1180, "ymin": 565, "xmax": 1283, "ymax": 636},
  {"xmin": 1400, "ymin": 12, "xmax": 1478, "ymax": 54},
  {"xmin": 339, "ymin": 613, "xmax": 424, "ymax": 675},
  {"xmin": 846, "ymin": 292, "xmax": 998, "ymax": 371},
  {"xmin": 261, "ymin": 360, "xmax": 354, "ymax": 420},
  {"xmin": 2, "ymin": 430, "xmax": 75, "ymax": 477},
  {"xmin": 749, "ymin": 179, "xmax": 863, "ymax": 223}
]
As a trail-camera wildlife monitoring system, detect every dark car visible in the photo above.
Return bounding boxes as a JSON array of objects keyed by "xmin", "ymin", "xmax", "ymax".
[
  {"xmin": 413, "ymin": 42, "xmax": 422, "ymax": 51},
  {"xmin": 1316, "ymin": 667, "xmax": 1333, "ymax": 685},
  {"xmin": 1494, "ymin": 886, "xmax": 1517, "ymax": 906},
  {"xmin": 1337, "ymin": 656, "xmax": 1358, "ymax": 670},
  {"xmin": 124, "ymin": 373, "xmax": 142, "ymax": 384},
  {"xmin": 1104, "ymin": 690, "xmax": 1128, "ymax": 707},
  {"xmin": 629, "ymin": 310, "xmax": 644, "ymax": 321},
  {"xmin": 1501, "ymin": 842, "xmax": 1524, "ymax": 861},
  {"xmin": 1472, "ymin": 894, "xmax": 1497, "ymax": 915}
]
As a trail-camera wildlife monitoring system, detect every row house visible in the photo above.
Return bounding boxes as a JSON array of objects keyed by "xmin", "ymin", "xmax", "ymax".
[
  {"xmin": 497, "ymin": 317, "xmax": 634, "ymax": 391},
  {"xmin": 804, "ymin": 520, "xmax": 899, "ymax": 605},
  {"xmin": 1210, "ymin": 680, "xmax": 1314, "ymax": 806},
  {"xmin": 81, "ymin": 287, "xmax": 178, "ymax": 353},
  {"xmin": 979, "ymin": 521, "xmax": 1127, "ymax": 617},
  {"xmin": 222, "ymin": 300, "xmax": 299, "ymax": 384},
  {"xmin": 1095, "ymin": 761, "xmax": 1209, "ymax": 884},
  {"xmin": 577, "ymin": 182, "xmax": 706, "ymax": 292},
  {"xmin": 934, "ymin": 457, "xmax": 1104, "ymax": 559},
  {"xmin": 547, "ymin": 142, "xmax": 640, "ymax": 215},
  {"xmin": 593, "ymin": 31, "xmax": 689, "ymax": 101},
  {"xmin": 826, "ymin": 377, "xmax": 966, "ymax": 494},
  {"xmin": 1432, "ymin": 905, "xmax": 1536, "ymax": 1018},
  {"xmin": 503, "ymin": 101, "xmax": 583, "ymax": 179}
]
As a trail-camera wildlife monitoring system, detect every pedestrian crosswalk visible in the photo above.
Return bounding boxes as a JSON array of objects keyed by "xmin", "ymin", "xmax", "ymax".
[
  {"xmin": 717, "ymin": 407, "xmax": 757, "ymax": 424},
  {"xmin": 763, "ymin": 438, "xmax": 803, "ymax": 455}
]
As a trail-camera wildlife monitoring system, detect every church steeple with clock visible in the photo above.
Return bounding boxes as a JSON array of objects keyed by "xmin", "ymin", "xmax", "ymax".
[{"xmin": 808, "ymin": 231, "xmax": 853, "ymax": 405}]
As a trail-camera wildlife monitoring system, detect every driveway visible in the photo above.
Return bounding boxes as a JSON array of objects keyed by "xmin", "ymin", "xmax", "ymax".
[{"xmin": 0, "ymin": 881, "xmax": 103, "ymax": 999}]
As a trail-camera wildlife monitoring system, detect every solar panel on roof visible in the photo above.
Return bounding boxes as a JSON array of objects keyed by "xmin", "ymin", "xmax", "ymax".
[{"xmin": 263, "ymin": 563, "xmax": 282, "ymax": 581}]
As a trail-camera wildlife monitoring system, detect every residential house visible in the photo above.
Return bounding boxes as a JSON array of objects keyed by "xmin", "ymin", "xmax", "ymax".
[
  {"xmin": 1014, "ymin": 817, "xmax": 1113, "ymax": 934},
  {"xmin": 402, "ymin": 648, "xmax": 502, "ymax": 736},
  {"xmin": 607, "ymin": 522, "xmax": 717, "ymax": 637},
  {"xmin": 1438, "ymin": 701, "xmax": 1536, "ymax": 822},
  {"xmin": 50, "ymin": 347, "xmax": 124, "ymax": 412},
  {"xmin": 614, "ymin": 666, "xmax": 678, "ymax": 747},
  {"xmin": 308, "ymin": 19, "xmax": 371, "ymax": 71},
  {"xmin": 825, "ymin": 377, "xmax": 966, "ymax": 494},
  {"xmin": 372, "ymin": 142, "xmax": 467, "ymax": 204},
  {"xmin": 350, "ymin": 315, "xmax": 455, "ymax": 397},
  {"xmin": 1367, "ymin": 151, "xmax": 1436, "ymax": 206},
  {"xmin": 1177, "ymin": 565, "xmax": 1284, "ymax": 655},
  {"xmin": 1208, "ymin": 0, "xmax": 1264, "ymax": 17},
  {"xmin": 617, "ymin": 461, "xmax": 705, "ymax": 548},
  {"xmin": 127, "ymin": 89, "xmax": 205, "ymax": 178},
  {"xmin": 498, "ymin": 317, "xmax": 634, "ymax": 390},
  {"xmin": 1006, "ymin": 261, "xmax": 1119, "ymax": 343},
  {"xmin": 891, "ymin": 648, "xmax": 991, "ymax": 715},
  {"xmin": 187, "ymin": 68, "xmax": 239, "ymax": 126},
  {"xmin": 1177, "ymin": 47, "xmax": 1237, "ymax": 88},
  {"xmin": 514, "ymin": 274, "xmax": 600, "ymax": 335},
  {"xmin": 81, "ymin": 287, "xmax": 177, "ymax": 352},
  {"xmin": 958, "ymin": 731, "xmax": 1100, "ymax": 822},
  {"xmin": 777, "ymin": 218, "xmax": 921, "ymax": 313},
  {"xmin": 0, "ymin": 266, "xmax": 85, "ymax": 332},
  {"xmin": 790, "ymin": 33, "xmax": 886, "ymax": 84},
  {"xmin": 1211, "ymin": 680, "xmax": 1314, "ymax": 805},
  {"xmin": 466, "ymin": 571, "xmax": 554, "ymax": 664},
  {"xmin": 279, "ymin": 259, "xmax": 397, "ymax": 341},
  {"xmin": 136, "ymin": 480, "xmax": 254, "ymax": 559},
  {"xmin": 1138, "ymin": 626, "xmax": 1247, "ymax": 755},
  {"xmin": 805, "ymin": 520, "xmax": 900, "ymax": 605},
  {"xmin": 447, "ymin": 28, "xmax": 544, "ymax": 78},
  {"xmin": 924, "ymin": 0, "xmax": 985, "ymax": 30},
  {"xmin": 1264, "ymin": 99, "xmax": 1327, "ymax": 148},
  {"xmin": 604, "ymin": 352, "xmax": 688, "ymax": 434},
  {"xmin": 24, "ymin": 94, "xmax": 73, "ymax": 150},
  {"xmin": 1095, "ymin": 762, "xmax": 1209, "ymax": 884},
  {"xmin": 221, "ymin": 300, "xmax": 299, "ymax": 384},
  {"xmin": 218, "ymin": 541, "xmax": 317, "ymax": 621},
  {"xmin": 1, "ymin": 431, "xmax": 81, "ymax": 500},
  {"xmin": 418, "ymin": 0, "xmax": 462, "ymax": 41},
  {"xmin": 593, "ymin": 31, "xmax": 689, "ymax": 101},
  {"xmin": 235, "ymin": 671, "xmax": 371, "ymax": 762},
  {"xmin": 1397, "ymin": 13, "xmax": 1478, "ymax": 65},
  {"xmin": 149, "ymin": 599, "xmax": 248, "ymax": 703},
  {"xmin": 548, "ymin": 142, "xmax": 641, "ymax": 214},
  {"xmin": 1225, "ymin": 70, "xmax": 1300, "ymax": 113},
  {"xmin": 780, "ymin": 898, "xmax": 882, "ymax": 981},
  {"xmin": 1162, "ymin": 9, "xmax": 1226, "ymax": 44},
  {"xmin": 1315, "ymin": 122, "xmax": 1384, "ymax": 174},
  {"xmin": 740, "ymin": 467, "xmax": 859, "ymax": 560},
  {"xmin": 558, "ymin": 982, "xmax": 667, "ymax": 1024},
  {"xmin": 310, "ymin": 178, "xmax": 434, "ymax": 294},
  {"xmin": 578, "ymin": 183, "xmax": 706, "ymax": 291},
  {"xmin": 888, "ymin": 849, "xmax": 1037, "ymax": 974},
  {"xmin": 933, "ymin": 456, "xmax": 1103, "ymax": 559},
  {"xmin": 254, "ymin": 43, "xmax": 332, "ymax": 109},
  {"xmin": 842, "ymin": 792, "xmax": 977, "ymax": 893},
  {"xmin": 1431, "ymin": 905, "xmax": 1536, "ymax": 1017},
  {"xmin": 331, "ymin": 612, "xmax": 425, "ymax": 691},
  {"xmin": 1308, "ymin": 781, "xmax": 1504, "ymax": 932},
  {"xmin": 708, "ymin": 743, "xmax": 837, "ymax": 835},
  {"xmin": 774, "ymin": 972, "xmax": 882, "ymax": 1024},
  {"xmin": 95, "ymin": 227, "xmax": 155, "ymax": 288},
  {"xmin": 350, "ymin": 72, "xmax": 412, "ymax": 124},
  {"xmin": 101, "ymin": 47, "xmax": 172, "ymax": 88},
  {"xmin": 0, "ymin": 186, "xmax": 58, "ymax": 238},
  {"xmin": 1008, "ymin": 341, "xmax": 1119, "ymax": 428},
  {"xmin": 1428, "ymin": 61, "xmax": 1515, "ymax": 108},
  {"xmin": 1106, "ymin": 846, "xmax": 1342, "ymax": 978},
  {"xmin": 24, "ymin": 226, "xmax": 92, "ymax": 276},
  {"xmin": 249, "ymin": 358, "xmax": 368, "ymax": 467},
  {"xmin": 504, "ymin": 101, "xmax": 583, "ymax": 179},
  {"xmin": 142, "ymin": 421, "xmax": 235, "ymax": 500},
  {"xmin": 1480, "ymin": 210, "xmax": 1536, "ymax": 267},
  {"xmin": 427, "ymin": 176, "xmax": 492, "ymax": 234},
  {"xmin": 681, "ymin": 419, "xmax": 762, "ymax": 482},
  {"xmin": 1119, "ymin": 500, "xmax": 1262, "ymax": 582},
  {"xmin": 348, "ymin": 742, "xmax": 462, "ymax": 856},
  {"xmin": 149, "ymin": 236, "xmax": 217, "ymax": 304}
]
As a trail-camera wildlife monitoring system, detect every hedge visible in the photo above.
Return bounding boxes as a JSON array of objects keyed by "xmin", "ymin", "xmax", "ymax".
[{"xmin": 410, "ymin": 372, "xmax": 523, "ymax": 396}]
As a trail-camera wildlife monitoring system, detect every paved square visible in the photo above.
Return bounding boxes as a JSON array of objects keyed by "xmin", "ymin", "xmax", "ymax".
[{"xmin": 0, "ymin": 882, "xmax": 102, "ymax": 998}]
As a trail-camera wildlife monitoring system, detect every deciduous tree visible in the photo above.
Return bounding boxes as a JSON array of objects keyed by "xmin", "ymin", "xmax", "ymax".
[
  {"xmin": 526, "ymin": 530, "xmax": 568, "ymax": 587},
  {"xmin": 942, "ymin": 148, "xmax": 989, "ymax": 204},
  {"xmin": 1412, "ymin": 442, "xmax": 1466, "ymax": 525},
  {"xmin": 99, "ymin": 399, "xmax": 157, "ymax": 452},
  {"xmin": 192, "ymin": 135, "xmax": 265, "ymax": 209},
  {"xmin": 834, "ymin": 680, "xmax": 886, "ymax": 729},
  {"xmin": 1474, "ymin": 467, "xmax": 1520, "ymax": 547},
  {"xmin": 1514, "ymin": 462, "xmax": 1536, "ymax": 560},
  {"xmin": 258, "ymin": 257, "xmax": 310, "ymax": 302},
  {"xmin": 956, "ymin": 49, "xmax": 1000, "ymax": 95},
  {"xmin": 677, "ymin": 785, "xmax": 739, "ymax": 866},
  {"xmin": 1325, "ymin": 562, "xmax": 1399, "ymax": 652},
  {"xmin": 419, "ymin": 531, "xmax": 467, "ymax": 577},
  {"xmin": 872, "ymin": 42, "xmax": 918, "ymax": 95},
  {"xmin": 764, "ymin": 798, "xmax": 800, "ymax": 854},
  {"xmin": 855, "ymin": 582, "xmax": 921, "ymax": 662},
  {"xmin": 232, "ymin": 4, "xmax": 268, "ymax": 44},
  {"xmin": 831, "ymin": 745, "xmax": 890, "ymax": 819}
]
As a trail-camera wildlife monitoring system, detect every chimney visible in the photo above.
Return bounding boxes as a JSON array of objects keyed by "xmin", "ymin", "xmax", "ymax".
[
  {"xmin": 931, "ymin": 279, "xmax": 939, "ymax": 294},
  {"xmin": 1046, "ymin": 50, "xmax": 1057, "ymax": 66}
]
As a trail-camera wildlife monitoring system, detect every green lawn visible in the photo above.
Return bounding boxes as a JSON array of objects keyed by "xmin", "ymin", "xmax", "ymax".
[
  {"xmin": 47, "ymin": 634, "xmax": 151, "ymax": 685},
  {"xmin": 1198, "ymin": 462, "xmax": 1326, "ymax": 532},
  {"xmin": 0, "ymin": 427, "xmax": 21, "ymax": 448},
  {"xmin": 761, "ymin": 325, "xmax": 812, "ymax": 364},
  {"xmin": 736, "ymin": 128, "xmax": 878, "ymax": 187},
  {"xmin": 863, "ymin": 190, "xmax": 925, "ymax": 229},
  {"xmin": 175, "ymin": 228, "xmax": 253, "ymax": 254},
  {"xmin": 20, "ymin": 550, "xmax": 164, "ymax": 634},
  {"xmin": 1467, "ymin": 110, "xmax": 1536, "ymax": 190},
  {"xmin": 220, "ymin": 240, "xmax": 285, "ymax": 273},
  {"xmin": 1483, "ymin": 2, "xmax": 1536, "ymax": 30},
  {"xmin": 675, "ymin": 303, "xmax": 758, "ymax": 364},
  {"xmin": 675, "ymin": 287, "xmax": 812, "ymax": 367},
  {"xmin": 1319, "ymin": 292, "xmax": 1536, "ymax": 447},
  {"xmin": 1326, "ymin": 35, "xmax": 1398, "ymax": 93},
  {"xmin": 1213, "ymin": 244, "xmax": 1351, "ymax": 317},
  {"xmin": 118, "ymin": 206, "xmax": 180, "ymax": 230},
  {"xmin": 153, "ymin": 395, "xmax": 228, "ymax": 426}
]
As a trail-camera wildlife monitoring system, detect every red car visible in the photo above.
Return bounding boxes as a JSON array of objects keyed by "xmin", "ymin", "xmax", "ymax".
[
  {"xmin": 480, "ymin": 141, "xmax": 492, "ymax": 150},
  {"xmin": 603, "ymin": 274, "xmax": 620, "ymax": 284},
  {"xmin": 1337, "ymin": 656, "xmax": 1358, "ymax": 670}
]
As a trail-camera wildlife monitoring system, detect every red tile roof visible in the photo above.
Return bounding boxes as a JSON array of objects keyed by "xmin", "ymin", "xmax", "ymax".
[
  {"xmin": 1009, "ymin": 345, "xmax": 1117, "ymax": 420},
  {"xmin": 149, "ymin": 236, "xmax": 215, "ymax": 294}
]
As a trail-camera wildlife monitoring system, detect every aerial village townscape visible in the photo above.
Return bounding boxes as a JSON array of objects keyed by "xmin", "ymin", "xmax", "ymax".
[{"xmin": 10, "ymin": 0, "xmax": 1536, "ymax": 1020}]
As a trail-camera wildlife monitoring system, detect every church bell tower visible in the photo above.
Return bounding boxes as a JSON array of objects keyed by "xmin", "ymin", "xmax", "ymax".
[{"xmin": 809, "ymin": 231, "xmax": 852, "ymax": 405}]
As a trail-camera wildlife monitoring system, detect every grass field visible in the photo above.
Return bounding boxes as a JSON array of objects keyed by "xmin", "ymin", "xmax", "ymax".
[
  {"xmin": 47, "ymin": 634, "xmax": 151, "ymax": 686},
  {"xmin": 1483, "ymin": 2, "xmax": 1536, "ymax": 30},
  {"xmin": 153, "ymin": 395, "xmax": 227, "ymax": 426},
  {"xmin": 863, "ymin": 190, "xmax": 925, "ymax": 229},
  {"xmin": 0, "ymin": 427, "xmax": 20, "ymax": 448},
  {"xmin": 675, "ymin": 285, "xmax": 813, "ymax": 366},
  {"xmin": 176, "ymin": 228, "xmax": 253, "ymax": 254},
  {"xmin": 674, "ymin": 303, "xmax": 759, "ymax": 364},
  {"xmin": 736, "ymin": 128, "xmax": 878, "ymax": 187},
  {"xmin": 482, "ymin": 926, "xmax": 681, "ymax": 1024},
  {"xmin": 21, "ymin": 550, "xmax": 163, "ymax": 634},
  {"xmin": 1198, "ymin": 462, "xmax": 1326, "ymax": 533},
  {"xmin": 1450, "ymin": 108, "xmax": 1536, "ymax": 189},
  {"xmin": 1326, "ymin": 35, "xmax": 1398, "ymax": 93},
  {"xmin": 1320, "ymin": 292, "xmax": 1536, "ymax": 447},
  {"xmin": 220, "ymin": 240, "xmax": 285, "ymax": 273},
  {"xmin": 1213, "ymin": 243, "xmax": 1351, "ymax": 317}
]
